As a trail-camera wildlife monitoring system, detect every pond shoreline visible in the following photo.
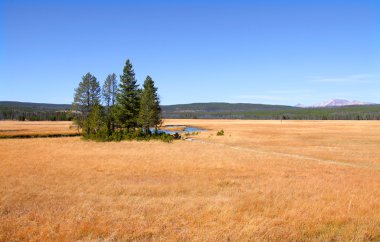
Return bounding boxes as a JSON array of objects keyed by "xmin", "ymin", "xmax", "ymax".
[{"xmin": 157, "ymin": 125, "xmax": 206, "ymax": 134}]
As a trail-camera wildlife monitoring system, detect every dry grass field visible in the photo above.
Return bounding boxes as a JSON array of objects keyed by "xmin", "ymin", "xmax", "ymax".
[
  {"xmin": 1, "ymin": 120, "xmax": 380, "ymax": 241},
  {"xmin": 0, "ymin": 121, "xmax": 78, "ymax": 137}
]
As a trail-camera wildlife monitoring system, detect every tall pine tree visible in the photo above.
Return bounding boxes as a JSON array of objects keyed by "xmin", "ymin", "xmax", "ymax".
[
  {"xmin": 72, "ymin": 73, "xmax": 101, "ymax": 134},
  {"xmin": 102, "ymin": 73, "xmax": 118, "ymax": 109},
  {"xmin": 102, "ymin": 73, "xmax": 118, "ymax": 135},
  {"xmin": 73, "ymin": 72, "xmax": 101, "ymax": 114},
  {"xmin": 83, "ymin": 104, "xmax": 104, "ymax": 139},
  {"xmin": 138, "ymin": 75, "xmax": 162, "ymax": 134},
  {"xmin": 115, "ymin": 60, "xmax": 140, "ymax": 131}
]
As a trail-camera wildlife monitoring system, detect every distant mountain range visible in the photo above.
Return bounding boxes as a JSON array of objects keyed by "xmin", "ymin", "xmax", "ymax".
[
  {"xmin": 0, "ymin": 101, "xmax": 71, "ymax": 112},
  {"xmin": 1, "ymin": 100, "xmax": 380, "ymax": 120},
  {"xmin": 162, "ymin": 102, "xmax": 296, "ymax": 113},
  {"xmin": 296, "ymin": 99, "xmax": 375, "ymax": 108}
]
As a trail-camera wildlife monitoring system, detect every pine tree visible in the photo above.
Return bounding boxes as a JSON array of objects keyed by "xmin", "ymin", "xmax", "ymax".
[
  {"xmin": 83, "ymin": 104, "xmax": 104, "ymax": 138},
  {"xmin": 70, "ymin": 60, "xmax": 166, "ymax": 141},
  {"xmin": 73, "ymin": 73, "xmax": 101, "ymax": 114},
  {"xmin": 102, "ymin": 73, "xmax": 118, "ymax": 135},
  {"xmin": 115, "ymin": 60, "xmax": 140, "ymax": 132},
  {"xmin": 102, "ymin": 73, "xmax": 118, "ymax": 109},
  {"xmin": 72, "ymin": 73, "xmax": 101, "ymax": 134},
  {"xmin": 138, "ymin": 75, "xmax": 162, "ymax": 134}
]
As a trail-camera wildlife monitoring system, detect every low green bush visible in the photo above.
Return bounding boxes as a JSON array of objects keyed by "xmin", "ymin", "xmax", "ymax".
[
  {"xmin": 82, "ymin": 129, "xmax": 174, "ymax": 143},
  {"xmin": 159, "ymin": 133, "xmax": 174, "ymax": 143},
  {"xmin": 217, "ymin": 129, "xmax": 224, "ymax": 136}
]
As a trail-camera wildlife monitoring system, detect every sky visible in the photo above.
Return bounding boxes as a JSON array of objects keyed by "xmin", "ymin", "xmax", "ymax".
[{"xmin": 1, "ymin": 0, "xmax": 379, "ymax": 106}]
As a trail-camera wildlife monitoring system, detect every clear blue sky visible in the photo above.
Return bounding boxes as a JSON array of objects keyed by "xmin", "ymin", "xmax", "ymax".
[{"xmin": 1, "ymin": 0, "xmax": 379, "ymax": 105}]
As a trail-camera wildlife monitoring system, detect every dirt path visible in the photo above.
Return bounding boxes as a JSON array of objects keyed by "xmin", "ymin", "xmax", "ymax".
[{"xmin": 185, "ymin": 138, "xmax": 380, "ymax": 171}]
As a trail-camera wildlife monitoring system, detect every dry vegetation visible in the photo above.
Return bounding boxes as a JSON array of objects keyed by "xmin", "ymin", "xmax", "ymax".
[
  {"xmin": 161, "ymin": 125, "xmax": 186, "ymax": 132},
  {"xmin": 0, "ymin": 120, "xmax": 380, "ymax": 241},
  {"xmin": 0, "ymin": 121, "xmax": 79, "ymax": 137},
  {"xmin": 165, "ymin": 119, "xmax": 380, "ymax": 167}
]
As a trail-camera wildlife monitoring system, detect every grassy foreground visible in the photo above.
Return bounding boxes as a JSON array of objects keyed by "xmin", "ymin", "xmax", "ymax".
[{"xmin": 0, "ymin": 120, "xmax": 380, "ymax": 241}]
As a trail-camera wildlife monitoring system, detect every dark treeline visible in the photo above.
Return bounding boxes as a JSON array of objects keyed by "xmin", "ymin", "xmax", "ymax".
[
  {"xmin": 2, "ymin": 92, "xmax": 379, "ymax": 123},
  {"xmin": 0, "ymin": 110, "xmax": 73, "ymax": 121},
  {"xmin": 163, "ymin": 113, "xmax": 380, "ymax": 120},
  {"xmin": 162, "ymin": 103, "xmax": 380, "ymax": 120},
  {"xmin": 72, "ymin": 59, "xmax": 172, "ymax": 142},
  {"xmin": 2, "ymin": 103, "xmax": 380, "ymax": 121},
  {"xmin": 0, "ymin": 102, "xmax": 73, "ymax": 121}
]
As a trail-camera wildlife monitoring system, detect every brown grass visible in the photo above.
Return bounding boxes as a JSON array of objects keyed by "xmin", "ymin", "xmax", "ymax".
[
  {"xmin": 166, "ymin": 119, "xmax": 380, "ymax": 167},
  {"xmin": 161, "ymin": 125, "xmax": 186, "ymax": 132},
  {"xmin": 0, "ymin": 121, "xmax": 79, "ymax": 137},
  {"xmin": 0, "ymin": 120, "xmax": 380, "ymax": 241}
]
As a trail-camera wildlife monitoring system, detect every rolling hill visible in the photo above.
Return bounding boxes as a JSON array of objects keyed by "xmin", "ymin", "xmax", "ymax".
[
  {"xmin": 0, "ymin": 101, "xmax": 71, "ymax": 112},
  {"xmin": 1, "ymin": 101, "xmax": 379, "ymax": 120}
]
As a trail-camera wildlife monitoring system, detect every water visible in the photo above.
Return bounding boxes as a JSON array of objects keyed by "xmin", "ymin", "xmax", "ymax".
[
  {"xmin": 150, "ymin": 126, "xmax": 205, "ymax": 135},
  {"xmin": 182, "ymin": 126, "xmax": 203, "ymax": 133}
]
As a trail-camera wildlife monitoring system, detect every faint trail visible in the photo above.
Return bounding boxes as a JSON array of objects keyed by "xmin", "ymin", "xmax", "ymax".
[{"xmin": 184, "ymin": 138, "xmax": 380, "ymax": 171}]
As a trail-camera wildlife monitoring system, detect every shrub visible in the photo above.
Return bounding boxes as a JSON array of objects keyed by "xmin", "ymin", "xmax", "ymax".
[
  {"xmin": 110, "ymin": 130, "xmax": 123, "ymax": 141},
  {"xmin": 172, "ymin": 132, "xmax": 181, "ymax": 140},
  {"xmin": 159, "ymin": 133, "xmax": 174, "ymax": 143},
  {"xmin": 81, "ymin": 127, "xmax": 176, "ymax": 143},
  {"xmin": 217, "ymin": 129, "xmax": 224, "ymax": 136}
]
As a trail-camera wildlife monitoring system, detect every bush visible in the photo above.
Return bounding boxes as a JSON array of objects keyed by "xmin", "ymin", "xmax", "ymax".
[
  {"xmin": 159, "ymin": 133, "xmax": 174, "ymax": 143},
  {"xmin": 172, "ymin": 132, "xmax": 181, "ymax": 140},
  {"xmin": 81, "ymin": 126, "xmax": 176, "ymax": 143},
  {"xmin": 110, "ymin": 130, "xmax": 123, "ymax": 141},
  {"xmin": 217, "ymin": 129, "xmax": 224, "ymax": 136}
]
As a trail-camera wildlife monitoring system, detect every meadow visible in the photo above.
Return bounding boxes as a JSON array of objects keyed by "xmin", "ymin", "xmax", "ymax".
[
  {"xmin": 0, "ymin": 121, "xmax": 79, "ymax": 138},
  {"xmin": 1, "ymin": 120, "xmax": 380, "ymax": 241}
]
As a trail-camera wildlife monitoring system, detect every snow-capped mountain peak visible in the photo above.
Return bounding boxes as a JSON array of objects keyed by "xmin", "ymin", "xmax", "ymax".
[
  {"xmin": 295, "ymin": 99, "xmax": 374, "ymax": 108},
  {"xmin": 312, "ymin": 99, "xmax": 351, "ymax": 107},
  {"xmin": 295, "ymin": 103, "xmax": 306, "ymax": 108}
]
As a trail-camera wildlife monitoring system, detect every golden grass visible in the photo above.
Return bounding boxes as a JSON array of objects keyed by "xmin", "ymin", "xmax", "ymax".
[
  {"xmin": 161, "ymin": 125, "xmax": 186, "ymax": 132},
  {"xmin": 0, "ymin": 121, "xmax": 79, "ymax": 137},
  {"xmin": 165, "ymin": 119, "xmax": 380, "ymax": 167},
  {"xmin": 0, "ymin": 120, "xmax": 380, "ymax": 241}
]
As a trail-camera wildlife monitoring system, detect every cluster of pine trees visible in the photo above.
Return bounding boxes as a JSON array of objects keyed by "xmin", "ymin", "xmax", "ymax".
[{"xmin": 72, "ymin": 59, "xmax": 172, "ymax": 142}]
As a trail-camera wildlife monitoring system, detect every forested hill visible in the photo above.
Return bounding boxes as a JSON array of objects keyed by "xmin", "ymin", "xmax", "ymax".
[
  {"xmin": 162, "ymin": 102, "xmax": 296, "ymax": 113},
  {"xmin": 0, "ymin": 101, "xmax": 72, "ymax": 120},
  {"xmin": 162, "ymin": 102, "xmax": 296, "ymax": 118},
  {"xmin": 162, "ymin": 103, "xmax": 380, "ymax": 120},
  {"xmin": 1, "ymin": 101, "xmax": 380, "ymax": 120},
  {"xmin": 0, "ymin": 101, "xmax": 71, "ymax": 112}
]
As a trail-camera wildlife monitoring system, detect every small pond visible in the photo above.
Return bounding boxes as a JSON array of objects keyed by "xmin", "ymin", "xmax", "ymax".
[{"xmin": 150, "ymin": 125, "xmax": 206, "ymax": 135}]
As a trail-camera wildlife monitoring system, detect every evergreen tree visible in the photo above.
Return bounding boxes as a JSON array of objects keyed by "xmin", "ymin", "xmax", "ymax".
[
  {"xmin": 102, "ymin": 73, "xmax": 118, "ymax": 109},
  {"xmin": 69, "ymin": 59, "xmax": 171, "ymax": 141},
  {"xmin": 72, "ymin": 73, "xmax": 101, "ymax": 134},
  {"xmin": 82, "ymin": 104, "xmax": 104, "ymax": 138},
  {"xmin": 73, "ymin": 73, "xmax": 101, "ymax": 113},
  {"xmin": 138, "ymin": 76, "xmax": 162, "ymax": 134},
  {"xmin": 102, "ymin": 73, "xmax": 118, "ymax": 135},
  {"xmin": 115, "ymin": 60, "xmax": 140, "ymax": 131}
]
